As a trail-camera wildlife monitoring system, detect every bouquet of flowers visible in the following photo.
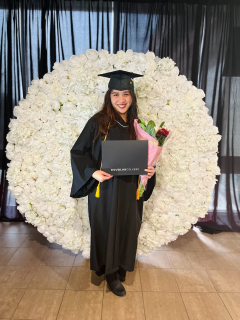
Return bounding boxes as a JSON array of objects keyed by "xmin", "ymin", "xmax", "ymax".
[{"xmin": 134, "ymin": 118, "xmax": 171, "ymax": 197}]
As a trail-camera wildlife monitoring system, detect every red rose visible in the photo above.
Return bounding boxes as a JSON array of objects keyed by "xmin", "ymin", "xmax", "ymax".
[{"xmin": 156, "ymin": 128, "xmax": 169, "ymax": 137}]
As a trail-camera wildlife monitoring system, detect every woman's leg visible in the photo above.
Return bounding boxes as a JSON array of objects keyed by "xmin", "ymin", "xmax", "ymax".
[{"xmin": 118, "ymin": 266, "xmax": 126, "ymax": 282}]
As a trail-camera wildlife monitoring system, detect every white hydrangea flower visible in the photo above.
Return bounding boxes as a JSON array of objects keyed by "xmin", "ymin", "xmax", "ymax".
[{"xmin": 6, "ymin": 50, "xmax": 221, "ymax": 257}]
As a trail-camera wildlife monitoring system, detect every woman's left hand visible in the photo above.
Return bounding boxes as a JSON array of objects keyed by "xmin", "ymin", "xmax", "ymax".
[{"xmin": 144, "ymin": 166, "xmax": 155, "ymax": 179}]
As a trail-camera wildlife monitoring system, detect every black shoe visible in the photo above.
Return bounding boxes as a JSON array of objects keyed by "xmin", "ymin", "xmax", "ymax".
[
  {"xmin": 118, "ymin": 266, "xmax": 126, "ymax": 282},
  {"xmin": 106, "ymin": 272, "xmax": 126, "ymax": 297}
]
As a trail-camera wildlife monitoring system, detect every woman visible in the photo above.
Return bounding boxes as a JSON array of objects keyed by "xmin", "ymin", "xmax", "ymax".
[{"xmin": 70, "ymin": 70, "xmax": 156, "ymax": 297}]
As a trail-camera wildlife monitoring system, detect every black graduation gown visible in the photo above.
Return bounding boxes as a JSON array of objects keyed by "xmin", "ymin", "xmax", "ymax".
[{"xmin": 70, "ymin": 115, "xmax": 156, "ymax": 275}]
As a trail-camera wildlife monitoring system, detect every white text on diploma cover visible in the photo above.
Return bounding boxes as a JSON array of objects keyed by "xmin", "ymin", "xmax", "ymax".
[{"xmin": 110, "ymin": 168, "xmax": 140, "ymax": 171}]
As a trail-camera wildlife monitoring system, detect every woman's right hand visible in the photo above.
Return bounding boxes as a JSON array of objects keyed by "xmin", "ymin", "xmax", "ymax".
[{"xmin": 92, "ymin": 170, "xmax": 113, "ymax": 182}]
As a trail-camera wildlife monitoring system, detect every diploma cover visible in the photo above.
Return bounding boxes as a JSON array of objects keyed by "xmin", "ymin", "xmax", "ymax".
[{"xmin": 101, "ymin": 140, "xmax": 148, "ymax": 175}]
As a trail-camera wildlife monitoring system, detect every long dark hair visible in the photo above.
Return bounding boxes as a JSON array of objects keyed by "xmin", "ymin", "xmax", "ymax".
[{"xmin": 93, "ymin": 89, "xmax": 138, "ymax": 141}]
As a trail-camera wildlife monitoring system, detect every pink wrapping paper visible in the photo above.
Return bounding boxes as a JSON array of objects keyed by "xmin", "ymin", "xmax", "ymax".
[{"xmin": 134, "ymin": 119, "xmax": 163, "ymax": 187}]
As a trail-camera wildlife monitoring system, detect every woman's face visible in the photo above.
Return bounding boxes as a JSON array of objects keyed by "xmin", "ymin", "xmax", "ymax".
[{"xmin": 110, "ymin": 90, "xmax": 132, "ymax": 118}]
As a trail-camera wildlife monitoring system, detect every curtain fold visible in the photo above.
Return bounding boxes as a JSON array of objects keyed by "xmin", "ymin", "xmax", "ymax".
[
  {"xmin": 0, "ymin": 0, "xmax": 24, "ymax": 220},
  {"xmin": 115, "ymin": 2, "xmax": 202, "ymax": 81},
  {"xmin": 0, "ymin": 0, "xmax": 112, "ymax": 220},
  {"xmin": 195, "ymin": 5, "xmax": 240, "ymax": 231},
  {"xmin": 23, "ymin": 0, "xmax": 112, "ymax": 87},
  {"xmin": 115, "ymin": 0, "xmax": 240, "ymax": 232}
]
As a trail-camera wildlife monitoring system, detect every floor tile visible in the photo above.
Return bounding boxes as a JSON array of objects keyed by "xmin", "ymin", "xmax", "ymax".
[
  {"xmin": 0, "ymin": 233, "xmax": 28, "ymax": 248},
  {"xmin": 188, "ymin": 236, "xmax": 220, "ymax": 252},
  {"xmin": 214, "ymin": 238, "xmax": 240, "ymax": 253},
  {"xmin": 182, "ymin": 292, "xmax": 232, "ymax": 320},
  {"xmin": 57, "ymin": 290, "xmax": 103, "ymax": 320},
  {"xmin": 4, "ymin": 222, "xmax": 36, "ymax": 234},
  {"xmin": 7, "ymin": 247, "xmax": 48, "ymax": 266},
  {"xmin": 233, "ymin": 232, "xmax": 240, "ymax": 239},
  {"xmin": 29, "ymin": 226, "xmax": 40, "ymax": 234},
  {"xmin": 0, "ymin": 288, "xmax": 25, "ymax": 319},
  {"xmin": 173, "ymin": 269, "xmax": 216, "ymax": 292},
  {"xmin": 206, "ymin": 269, "xmax": 240, "ymax": 292},
  {"xmin": 163, "ymin": 238, "xmax": 194, "ymax": 251},
  {"xmin": 207, "ymin": 232, "xmax": 238, "ymax": 240},
  {"xmin": 0, "ymin": 248, "xmax": 17, "ymax": 265},
  {"xmin": 176, "ymin": 233, "xmax": 190, "ymax": 240},
  {"xmin": 143, "ymin": 292, "xmax": 189, "ymax": 320},
  {"xmin": 28, "ymin": 266, "xmax": 72, "ymax": 290},
  {"xmin": 121, "ymin": 268, "xmax": 142, "ymax": 292},
  {"xmin": 12, "ymin": 289, "xmax": 64, "ymax": 320},
  {"xmin": 41, "ymin": 248, "xmax": 76, "ymax": 266},
  {"xmin": 140, "ymin": 268, "xmax": 179, "ymax": 292},
  {"xmin": 67, "ymin": 267, "xmax": 104, "ymax": 291},
  {"xmin": 224, "ymin": 253, "xmax": 240, "ymax": 272},
  {"xmin": 190, "ymin": 231, "xmax": 238, "ymax": 240},
  {"xmin": 219, "ymin": 293, "xmax": 240, "ymax": 320},
  {"xmin": 155, "ymin": 243, "xmax": 170, "ymax": 250},
  {"xmin": 167, "ymin": 251, "xmax": 204, "ymax": 269},
  {"xmin": 20, "ymin": 233, "xmax": 50, "ymax": 250},
  {"xmin": 0, "ymin": 222, "xmax": 11, "ymax": 234},
  {"xmin": 2, "ymin": 220, "xmax": 240, "ymax": 320},
  {"xmin": 102, "ymin": 291, "xmax": 145, "ymax": 320},
  {"xmin": 105, "ymin": 268, "xmax": 141, "ymax": 292},
  {"xmin": 73, "ymin": 252, "xmax": 90, "ymax": 267},
  {"xmin": 49, "ymin": 242, "xmax": 63, "ymax": 249},
  {"xmin": 137, "ymin": 250, "xmax": 171, "ymax": 268},
  {"xmin": 195, "ymin": 252, "xmax": 236, "ymax": 270},
  {"xmin": 0, "ymin": 266, "xmax": 36, "ymax": 288}
]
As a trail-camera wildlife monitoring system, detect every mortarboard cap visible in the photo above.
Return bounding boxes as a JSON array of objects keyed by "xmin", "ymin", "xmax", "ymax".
[{"xmin": 98, "ymin": 70, "xmax": 143, "ymax": 91}]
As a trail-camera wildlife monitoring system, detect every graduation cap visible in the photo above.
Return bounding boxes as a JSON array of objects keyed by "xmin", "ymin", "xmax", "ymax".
[{"xmin": 98, "ymin": 70, "xmax": 143, "ymax": 91}]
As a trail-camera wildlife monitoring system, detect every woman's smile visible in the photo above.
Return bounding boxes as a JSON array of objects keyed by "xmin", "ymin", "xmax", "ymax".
[{"xmin": 117, "ymin": 103, "xmax": 127, "ymax": 109}]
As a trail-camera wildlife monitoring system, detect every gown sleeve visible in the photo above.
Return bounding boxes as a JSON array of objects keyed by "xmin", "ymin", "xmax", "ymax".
[
  {"xmin": 143, "ymin": 172, "xmax": 156, "ymax": 202},
  {"xmin": 70, "ymin": 117, "xmax": 99, "ymax": 198}
]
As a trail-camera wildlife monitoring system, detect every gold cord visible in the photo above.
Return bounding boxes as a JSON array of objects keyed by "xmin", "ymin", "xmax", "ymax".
[{"xmin": 95, "ymin": 123, "xmax": 110, "ymax": 198}]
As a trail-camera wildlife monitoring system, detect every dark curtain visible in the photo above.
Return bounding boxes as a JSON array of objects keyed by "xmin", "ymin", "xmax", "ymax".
[
  {"xmin": 1, "ymin": 0, "xmax": 240, "ymax": 233},
  {"xmin": 114, "ymin": 1, "xmax": 240, "ymax": 232},
  {"xmin": 196, "ymin": 5, "xmax": 240, "ymax": 232},
  {"xmin": 0, "ymin": 0, "xmax": 112, "ymax": 220},
  {"xmin": 0, "ymin": 0, "xmax": 24, "ymax": 220}
]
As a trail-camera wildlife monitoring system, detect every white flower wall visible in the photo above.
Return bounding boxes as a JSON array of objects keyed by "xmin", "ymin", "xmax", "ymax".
[{"xmin": 6, "ymin": 49, "xmax": 221, "ymax": 257}]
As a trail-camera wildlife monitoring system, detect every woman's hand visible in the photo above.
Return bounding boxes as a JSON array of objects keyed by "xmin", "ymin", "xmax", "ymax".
[
  {"xmin": 92, "ymin": 170, "xmax": 113, "ymax": 182},
  {"xmin": 144, "ymin": 166, "xmax": 155, "ymax": 179}
]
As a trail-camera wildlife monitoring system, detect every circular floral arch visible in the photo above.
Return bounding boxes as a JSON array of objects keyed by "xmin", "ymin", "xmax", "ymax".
[{"xmin": 6, "ymin": 49, "xmax": 221, "ymax": 257}]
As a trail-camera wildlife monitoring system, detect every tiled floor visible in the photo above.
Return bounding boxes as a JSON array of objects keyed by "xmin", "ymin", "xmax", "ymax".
[{"xmin": 0, "ymin": 222, "xmax": 240, "ymax": 319}]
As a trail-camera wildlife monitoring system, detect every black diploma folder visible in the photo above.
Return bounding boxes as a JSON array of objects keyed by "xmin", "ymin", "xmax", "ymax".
[{"xmin": 101, "ymin": 140, "xmax": 148, "ymax": 175}]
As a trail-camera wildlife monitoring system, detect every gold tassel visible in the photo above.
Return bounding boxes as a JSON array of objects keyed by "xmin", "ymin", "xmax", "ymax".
[
  {"xmin": 95, "ymin": 123, "xmax": 111, "ymax": 198},
  {"xmin": 136, "ymin": 175, "xmax": 140, "ymax": 200},
  {"xmin": 136, "ymin": 188, "xmax": 140, "ymax": 200},
  {"xmin": 95, "ymin": 163, "xmax": 102, "ymax": 198},
  {"xmin": 95, "ymin": 161, "xmax": 102, "ymax": 198},
  {"xmin": 95, "ymin": 182, "xmax": 100, "ymax": 198}
]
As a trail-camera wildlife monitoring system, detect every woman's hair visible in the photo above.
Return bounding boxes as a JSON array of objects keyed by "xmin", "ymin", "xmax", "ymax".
[{"xmin": 93, "ymin": 89, "xmax": 138, "ymax": 141}]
